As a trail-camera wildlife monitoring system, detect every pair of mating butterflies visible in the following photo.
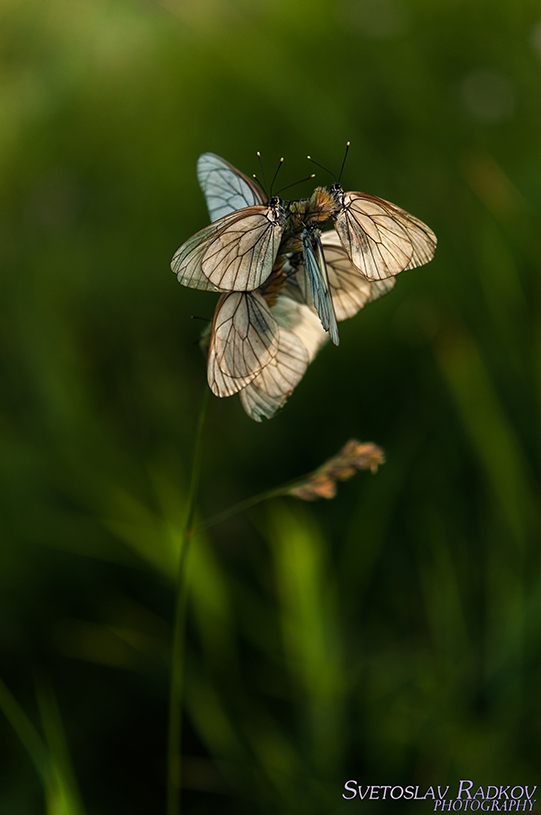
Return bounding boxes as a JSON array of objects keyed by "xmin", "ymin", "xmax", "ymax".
[{"xmin": 171, "ymin": 152, "xmax": 437, "ymax": 421}]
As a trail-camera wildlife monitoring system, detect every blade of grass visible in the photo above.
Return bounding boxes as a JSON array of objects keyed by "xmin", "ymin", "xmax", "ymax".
[
  {"xmin": 167, "ymin": 385, "xmax": 210, "ymax": 815},
  {"xmin": 435, "ymin": 327, "xmax": 534, "ymax": 547},
  {"xmin": 266, "ymin": 502, "xmax": 344, "ymax": 780},
  {"xmin": 435, "ymin": 327, "xmax": 534, "ymax": 711},
  {"xmin": 36, "ymin": 679, "xmax": 87, "ymax": 815}
]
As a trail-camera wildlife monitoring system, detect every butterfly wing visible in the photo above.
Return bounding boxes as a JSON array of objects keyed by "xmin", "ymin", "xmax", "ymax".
[
  {"xmin": 273, "ymin": 294, "xmax": 329, "ymax": 363},
  {"xmin": 197, "ymin": 152, "xmax": 265, "ymax": 222},
  {"xmin": 320, "ymin": 231, "xmax": 396, "ymax": 320},
  {"xmin": 171, "ymin": 211, "xmax": 239, "ymax": 292},
  {"xmin": 301, "ymin": 225, "xmax": 340, "ymax": 346},
  {"xmin": 239, "ymin": 327, "xmax": 308, "ymax": 421},
  {"xmin": 333, "ymin": 190, "xmax": 437, "ymax": 281},
  {"xmin": 171, "ymin": 202, "xmax": 286, "ymax": 292},
  {"xmin": 240, "ymin": 295, "xmax": 329, "ymax": 421},
  {"xmin": 207, "ymin": 290, "xmax": 279, "ymax": 397}
]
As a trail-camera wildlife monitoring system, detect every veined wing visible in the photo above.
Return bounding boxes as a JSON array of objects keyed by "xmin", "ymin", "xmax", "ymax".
[
  {"xmin": 208, "ymin": 291, "xmax": 279, "ymax": 397},
  {"xmin": 197, "ymin": 152, "xmax": 265, "ymax": 222},
  {"xmin": 171, "ymin": 201, "xmax": 285, "ymax": 292},
  {"xmin": 239, "ymin": 327, "xmax": 308, "ymax": 421},
  {"xmin": 321, "ymin": 231, "xmax": 396, "ymax": 320},
  {"xmin": 273, "ymin": 294, "xmax": 329, "ymax": 362},
  {"xmin": 301, "ymin": 225, "xmax": 340, "ymax": 346},
  {"xmin": 332, "ymin": 188, "xmax": 437, "ymax": 281},
  {"xmin": 171, "ymin": 210, "xmax": 240, "ymax": 291},
  {"xmin": 240, "ymin": 295, "xmax": 328, "ymax": 421}
]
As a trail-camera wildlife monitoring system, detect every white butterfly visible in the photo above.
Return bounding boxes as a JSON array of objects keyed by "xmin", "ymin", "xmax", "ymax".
[
  {"xmin": 329, "ymin": 182, "xmax": 437, "ymax": 282},
  {"xmin": 282, "ymin": 178, "xmax": 437, "ymax": 340},
  {"xmin": 172, "ymin": 152, "xmax": 434, "ymax": 420},
  {"xmin": 188, "ymin": 154, "xmax": 326, "ymax": 411},
  {"xmin": 171, "ymin": 153, "xmax": 286, "ymax": 293}
]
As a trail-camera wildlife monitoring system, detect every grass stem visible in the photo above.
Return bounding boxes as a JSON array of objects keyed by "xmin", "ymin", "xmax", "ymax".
[
  {"xmin": 198, "ymin": 484, "xmax": 289, "ymax": 531},
  {"xmin": 166, "ymin": 386, "xmax": 210, "ymax": 815}
]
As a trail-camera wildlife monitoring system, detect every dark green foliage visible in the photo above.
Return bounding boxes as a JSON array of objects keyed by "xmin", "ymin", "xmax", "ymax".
[{"xmin": 1, "ymin": 0, "xmax": 540, "ymax": 812}]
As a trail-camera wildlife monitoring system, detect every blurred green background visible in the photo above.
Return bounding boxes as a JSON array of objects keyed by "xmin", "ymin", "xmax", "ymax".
[{"xmin": 1, "ymin": 0, "xmax": 540, "ymax": 812}]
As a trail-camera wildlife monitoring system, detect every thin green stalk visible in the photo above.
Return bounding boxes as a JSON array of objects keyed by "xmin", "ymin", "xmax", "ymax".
[
  {"xmin": 198, "ymin": 486, "xmax": 286, "ymax": 531},
  {"xmin": 197, "ymin": 438, "xmax": 383, "ymax": 531},
  {"xmin": 35, "ymin": 676, "xmax": 88, "ymax": 815},
  {"xmin": 166, "ymin": 386, "xmax": 210, "ymax": 815},
  {"xmin": 197, "ymin": 473, "xmax": 313, "ymax": 532}
]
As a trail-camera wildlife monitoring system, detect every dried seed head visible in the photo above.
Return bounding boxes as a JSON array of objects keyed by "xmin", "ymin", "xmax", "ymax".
[{"xmin": 287, "ymin": 439, "xmax": 385, "ymax": 501}]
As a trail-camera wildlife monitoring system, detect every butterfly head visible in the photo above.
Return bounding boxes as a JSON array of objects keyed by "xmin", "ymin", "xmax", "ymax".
[
  {"xmin": 266, "ymin": 196, "xmax": 287, "ymax": 230},
  {"xmin": 329, "ymin": 182, "xmax": 345, "ymax": 211}
]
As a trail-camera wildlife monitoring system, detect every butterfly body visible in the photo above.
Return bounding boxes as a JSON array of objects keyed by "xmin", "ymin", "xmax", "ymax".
[
  {"xmin": 258, "ymin": 257, "xmax": 290, "ymax": 308},
  {"xmin": 275, "ymin": 188, "xmax": 340, "ymax": 342},
  {"xmin": 300, "ymin": 222, "xmax": 339, "ymax": 345},
  {"xmin": 283, "ymin": 187, "xmax": 336, "ymax": 245}
]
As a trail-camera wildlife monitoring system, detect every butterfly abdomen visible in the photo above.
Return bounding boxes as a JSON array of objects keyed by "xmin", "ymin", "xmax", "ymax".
[
  {"xmin": 308, "ymin": 187, "xmax": 336, "ymax": 224},
  {"xmin": 260, "ymin": 256, "xmax": 291, "ymax": 308}
]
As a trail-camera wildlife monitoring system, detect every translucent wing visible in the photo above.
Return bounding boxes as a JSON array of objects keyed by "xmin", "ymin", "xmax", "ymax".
[
  {"xmin": 208, "ymin": 291, "xmax": 279, "ymax": 397},
  {"xmin": 171, "ymin": 211, "xmax": 240, "ymax": 292},
  {"xmin": 333, "ymin": 189, "xmax": 437, "ymax": 281},
  {"xmin": 273, "ymin": 295, "xmax": 329, "ymax": 363},
  {"xmin": 239, "ymin": 327, "xmax": 308, "ymax": 421},
  {"xmin": 301, "ymin": 225, "xmax": 340, "ymax": 346},
  {"xmin": 197, "ymin": 152, "xmax": 265, "ymax": 222},
  {"xmin": 282, "ymin": 233, "xmax": 395, "ymax": 321},
  {"xmin": 171, "ymin": 202, "xmax": 285, "ymax": 292},
  {"xmin": 321, "ymin": 231, "xmax": 396, "ymax": 320},
  {"xmin": 239, "ymin": 295, "xmax": 328, "ymax": 421}
]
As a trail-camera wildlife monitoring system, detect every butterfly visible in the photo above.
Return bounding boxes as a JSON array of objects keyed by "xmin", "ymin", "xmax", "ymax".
[
  {"xmin": 283, "ymin": 179, "xmax": 437, "ymax": 340},
  {"xmin": 328, "ymin": 182, "xmax": 437, "ymax": 282},
  {"xmin": 182, "ymin": 154, "xmax": 327, "ymax": 414},
  {"xmin": 171, "ymin": 152, "xmax": 436, "ymax": 420},
  {"xmin": 172, "ymin": 153, "xmax": 330, "ymax": 415},
  {"xmin": 171, "ymin": 153, "xmax": 286, "ymax": 293}
]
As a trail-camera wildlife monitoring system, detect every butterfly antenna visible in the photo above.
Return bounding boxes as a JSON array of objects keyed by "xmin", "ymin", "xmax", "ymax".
[
  {"xmin": 306, "ymin": 154, "xmax": 337, "ymax": 181},
  {"xmin": 338, "ymin": 141, "xmax": 351, "ymax": 183},
  {"xmin": 269, "ymin": 157, "xmax": 284, "ymax": 196},
  {"xmin": 256, "ymin": 151, "xmax": 269, "ymax": 197},
  {"xmin": 276, "ymin": 173, "xmax": 316, "ymax": 195},
  {"xmin": 251, "ymin": 173, "xmax": 267, "ymax": 195},
  {"xmin": 191, "ymin": 315, "xmax": 211, "ymax": 322}
]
